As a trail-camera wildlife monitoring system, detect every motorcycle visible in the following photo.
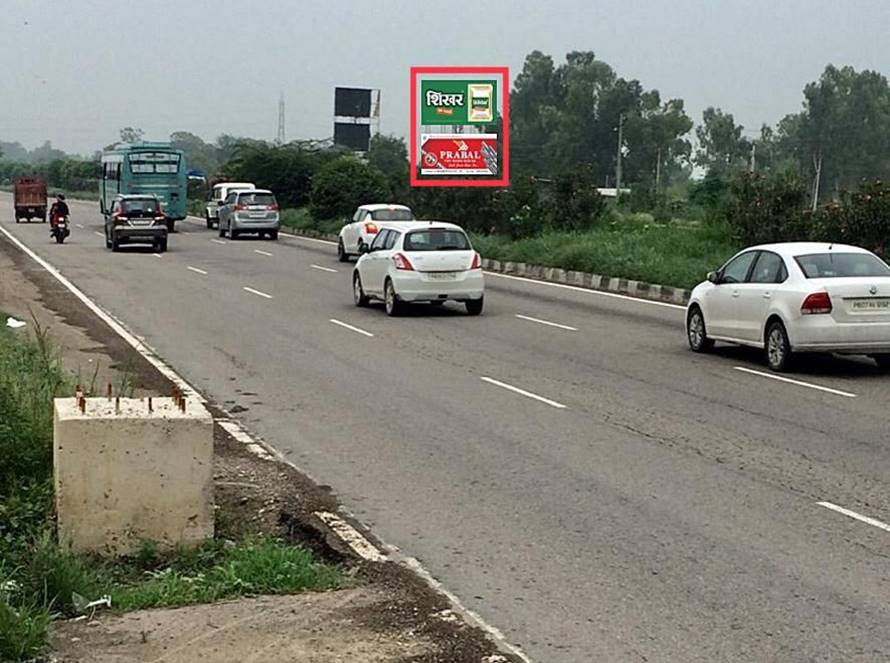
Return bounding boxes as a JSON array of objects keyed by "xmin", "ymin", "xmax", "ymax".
[{"xmin": 50, "ymin": 214, "xmax": 70, "ymax": 244}]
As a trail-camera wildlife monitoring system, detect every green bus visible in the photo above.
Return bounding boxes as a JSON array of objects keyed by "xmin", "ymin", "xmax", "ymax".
[{"xmin": 100, "ymin": 142, "xmax": 187, "ymax": 231}]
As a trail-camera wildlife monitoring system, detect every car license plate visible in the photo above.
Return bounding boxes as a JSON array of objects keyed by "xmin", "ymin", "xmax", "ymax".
[
  {"xmin": 249, "ymin": 212, "xmax": 265, "ymax": 218},
  {"xmin": 428, "ymin": 272, "xmax": 458, "ymax": 280},
  {"xmin": 851, "ymin": 298, "xmax": 890, "ymax": 311}
]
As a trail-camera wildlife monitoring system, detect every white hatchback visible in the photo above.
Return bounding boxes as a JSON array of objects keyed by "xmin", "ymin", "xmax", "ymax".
[
  {"xmin": 686, "ymin": 242, "xmax": 890, "ymax": 371},
  {"xmin": 352, "ymin": 221, "xmax": 485, "ymax": 316},
  {"xmin": 338, "ymin": 204, "xmax": 415, "ymax": 261}
]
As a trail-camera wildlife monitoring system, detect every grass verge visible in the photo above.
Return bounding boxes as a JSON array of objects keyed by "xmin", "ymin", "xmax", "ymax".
[
  {"xmin": 0, "ymin": 322, "xmax": 340, "ymax": 661},
  {"xmin": 472, "ymin": 217, "xmax": 738, "ymax": 290}
]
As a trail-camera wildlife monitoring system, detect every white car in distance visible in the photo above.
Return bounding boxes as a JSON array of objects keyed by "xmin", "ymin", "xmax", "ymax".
[
  {"xmin": 686, "ymin": 242, "xmax": 890, "ymax": 371},
  {"xmin": 352, "ymin": 221, "xmax": 484, "ymax": 316},
  {"xmin": 205, "ymin": 182, "xmax": 255, "ymax": 228},
  {"xmin": 338, "ymin": 204, "xmax": 415, "ymax": 261}
]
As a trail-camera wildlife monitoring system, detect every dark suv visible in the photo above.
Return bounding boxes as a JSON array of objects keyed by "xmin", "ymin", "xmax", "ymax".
[{"xmin": 105, "ymin": 195, "xmax": 168, "ymax": 252}]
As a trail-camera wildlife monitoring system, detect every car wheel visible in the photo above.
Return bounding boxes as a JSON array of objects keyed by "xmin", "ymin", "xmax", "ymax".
[
  {"xmin": 206, "ymin": 216, "xmax": 212, "ymax": 229},
  {"xmin": 765, "ymin": 320, "xmax": 792, "ymax": 372},
  {"xmin": 465, "ymin": 297, "xmax": 484, "ymax": 316},
  {"xmin": 166, "ymin": 220, "xmax": 175, "ymax": 233},
  {"xmin": 157, "ymin": 238, "xmax": 168, "ymax": 253},
  {"xmin": 384, "ymin": 279, "xmax": 402, "ymax": 316},
  {"xmin": 338, "ymin": 239, "xmax": 349, "ymax": 262},
  {"xmin": 353, "ymin": 273, "xmax": 370, "ymax": 307},
  {"xmin": 687, "ymin": 306, "xmax": 715, "ymax": 352},
  {"xmin": 872, "ymin": 355, "xmax": 890, "ymax": 371},
  {"xmin": 269, "ymin": 230, "xmax": 278, "ymax": 241},
  {"xmin": 111, "ymin": 235, "xmax": 120, "ymax": 253}
]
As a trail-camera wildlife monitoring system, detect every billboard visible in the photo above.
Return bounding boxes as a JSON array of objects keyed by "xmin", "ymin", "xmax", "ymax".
[
  {"xmin": 420, "ymin": 80, "xmax": 497, "ymax": 125},
  {"xmin": 334, "ymin": 87, "xmax": 372, "ymax": 118},
  {"xmin": 420, "ymin": 135, "xmax": 498, "ymax": 176},
  {"xmin": 410, "ymin": 66, "xmax": 509, "ymax": 188},
  {"xmin": 334, "ymin": 122, "xmax": 371, "ymax": 151}
]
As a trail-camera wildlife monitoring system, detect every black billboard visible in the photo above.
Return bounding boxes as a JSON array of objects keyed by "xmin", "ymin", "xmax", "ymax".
[
  {"xmin": 335, "ymin": 87, "xmax": 372, "ymax": 118},
  {"xmin": 334, "ymin": 122, "xmax": 371, "ymax": 151}
]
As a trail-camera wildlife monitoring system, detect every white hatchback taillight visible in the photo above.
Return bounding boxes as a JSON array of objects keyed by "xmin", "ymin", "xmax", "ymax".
[
  {"xmin": 469, "ymin": 252, "xmax": 481, "ymax": 270},
  {"xmin": 392, "ymin": 253, "xmax": 414, "ymax": 271},
  {"xmin": 801, "ymin": 291, "xmax": 832, "ymax": 315}
]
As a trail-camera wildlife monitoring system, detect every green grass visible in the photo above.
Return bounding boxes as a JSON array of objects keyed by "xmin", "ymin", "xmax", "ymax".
[
  {"xmin": 472, "ymin": 216, "xmax": 739, "ymax": 290},
  {"xmin": 279, "ymin": 207, "xmax": 341, "ymax": 236},
  {"xmin": 0, "ymin": 324, "xmax": 341, "ymax": 661}
]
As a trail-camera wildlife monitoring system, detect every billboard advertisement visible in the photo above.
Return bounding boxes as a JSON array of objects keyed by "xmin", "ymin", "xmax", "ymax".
[
  {"xmin": 410, "ymin": 66, "xmax": 510, "ymax": 188},
  {"xmin": 334, "ymin": 87, "xmax": 372, "ymax": 118},
  {"xmin": 420, "ymin": 135, "xmax": 499, "ymax": 176}
]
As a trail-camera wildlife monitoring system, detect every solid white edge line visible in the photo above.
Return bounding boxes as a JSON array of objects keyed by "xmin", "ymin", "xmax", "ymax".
[
  {"xmin": 515, "ymin": 313, "xmax": 577, "ymax": 331},
  {"xmin": 480, "ymin": 376, "xmax": 567, "ymax": 409},
  {"xmin": 817, "ymin": 501, "xmax": 890, "ymax": 533},
  {"xmin": 4, "ymin": 210, "xmax": 538, "ymax": 663},
  {"xmin": 311, "ymin": 264, "xmax": 338, "ymax": 273},
  {"xmin": 254, "ymin": 249, "xmax": 273, "ymax": 256},
  {"xmin": 487, "ymin": 271, "xmax": 687, "ymax": 310},
  {"xmin": 187, "ymin": 266, "xmax": 208, "ymax": 275},
  {"xmin": 400, "ymin": 557, "xmax": 534, "ymax": 663},
  {"xmin": 329, "ymin": 318, "xmax": 374, "ymax": 337},
  {"xmin": 733, "ymin": 366, "xmax": 857, "ymax": 398},
  {"xmin": 243, "ymin": 286, "xmax": 273, "ymax": 299}
]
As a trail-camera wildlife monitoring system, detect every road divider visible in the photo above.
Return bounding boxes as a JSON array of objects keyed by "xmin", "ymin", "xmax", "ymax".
[
  {"xmin": 329, "ymin": 318, "xmax": 374, "ymax": 337},
  {"xmin": 312, "ymin": 264, "xmax": 338, "ymax": 273},
  {"xmin": 732, "ymin": 366, "xmax": 857, "ymax": 398},
  {"xmin": 243, "ymin": 286, "xmax": 273, "ymax": 300},
  {"xmin": 515, "ymin": 313, "xmax": 577, "ymax": 331},
  {"xmin": 480, "ymin": 376, "xmax": 567, "ymax": 409},
  {"xmin": 817, "ymin": 501, "xmax": 890, "ymax": 533}
]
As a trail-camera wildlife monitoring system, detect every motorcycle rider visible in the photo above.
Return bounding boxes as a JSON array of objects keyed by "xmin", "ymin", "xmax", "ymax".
[{"xmin": 49, "ymin": 194, "xmax": 70, "ymax": 233}]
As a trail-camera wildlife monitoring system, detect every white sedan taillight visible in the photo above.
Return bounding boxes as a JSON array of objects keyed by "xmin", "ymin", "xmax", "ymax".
[{"xmin": 801, "ymin": 292, "xmax": 832, "ymax": 315}]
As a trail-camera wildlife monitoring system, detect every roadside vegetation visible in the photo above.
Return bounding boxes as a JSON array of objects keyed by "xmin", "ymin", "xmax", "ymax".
[{"xmin": 0, "ymin": 324, "xmax": 340, "ymax": 661}]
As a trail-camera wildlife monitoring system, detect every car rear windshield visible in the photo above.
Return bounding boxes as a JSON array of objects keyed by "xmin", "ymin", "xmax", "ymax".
[
  {"xmin": 129, "ymin": 152, "xmax": 181, "ymax": 174},
  {"xmin": 795, "ymin": 252, "xmax": 890, "ymax": 278},
  {"xmin": 404, "ymin": 229, "xmax": 471, "ymax": 251},
  {"xmin": 121, "ymin": 199, "xmax": 161, "ymax": 216},
  {"xmin": 238, "ymin": 193, "xmax": 276, "ymax": 206},
  {"xmin": 371, "ymin": 209, "xmax": 413, "ymax": 221}
]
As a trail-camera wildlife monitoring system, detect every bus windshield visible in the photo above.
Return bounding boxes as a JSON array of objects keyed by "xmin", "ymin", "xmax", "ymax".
[{"xmin": 129, "ymin": 152, "xmax": 181, "ymax": 175}]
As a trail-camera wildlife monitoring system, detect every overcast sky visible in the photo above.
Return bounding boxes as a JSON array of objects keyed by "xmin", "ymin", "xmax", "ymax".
[{"xmin": 1, "ymin": 0, "xmax": 887, "ymax": 155}]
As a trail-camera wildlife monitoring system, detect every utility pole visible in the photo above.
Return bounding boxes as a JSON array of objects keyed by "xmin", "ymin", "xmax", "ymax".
[
  {"xmin": 749, "ymin": 142, "xmax": 757, "ymax": 173},
  {"xmin": 811, "ymin": 150, "xmax": 823, "ymax": 211},
  {"xmin": 277, "ymin": 92, "xmax": 286, "ymax": 145},
  {"xmin": 654, "ymin": 146, "xmax": 662, "ymax": 194},
  {"xmin": 615, "ymin": 113, "xmax": 625, "ymax": 201}
]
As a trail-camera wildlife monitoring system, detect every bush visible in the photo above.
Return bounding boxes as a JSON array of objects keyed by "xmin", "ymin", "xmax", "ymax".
[
  {"xmin": 309, "ymin": 157, "xmax": 389, "ymax": 220},
  {"xmin": 548, "ymin": 166, "xmax": 606, "ymax": 233},
  {"xmin": 727, "ymin": 170, "xmax": 809, "ymax": 245},
  {"xmin": 811, "ymin": 179, "xmax": 890, "ymax": 256}
]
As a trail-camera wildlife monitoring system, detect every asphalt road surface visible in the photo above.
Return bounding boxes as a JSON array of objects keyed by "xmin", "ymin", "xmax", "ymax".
[{"xmin": 3, "ymin": 194, "xmax": 890, "ymax": 662}]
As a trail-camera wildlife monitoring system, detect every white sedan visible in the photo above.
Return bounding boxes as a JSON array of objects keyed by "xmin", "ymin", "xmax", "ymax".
[
  {"xmin": 352, "ymin": 221, "xmax": 484, "ymax": 316},
  {"xmin": 686, "ymin": 242, "xmax": 890, "ymax": 371}
]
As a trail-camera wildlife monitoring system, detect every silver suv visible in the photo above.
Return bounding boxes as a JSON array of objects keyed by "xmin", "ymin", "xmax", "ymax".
[{"xmin": 218, "ymin": 189, "xmax": 280, "ymax": 240}]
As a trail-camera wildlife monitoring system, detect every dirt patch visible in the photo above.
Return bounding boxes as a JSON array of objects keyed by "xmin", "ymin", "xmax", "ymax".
[
  {"xmin": 50, "ymin": 590, "xmax": 430, "ymax": 663},
  {"xmin": 0, "ymin": 232, "xmax": 519, "ymax": 663}
]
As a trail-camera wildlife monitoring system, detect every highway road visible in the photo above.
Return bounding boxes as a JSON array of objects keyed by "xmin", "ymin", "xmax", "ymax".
[{"xmin": 3, "ymin": 193, "xmax": 890, "ymax": 662}]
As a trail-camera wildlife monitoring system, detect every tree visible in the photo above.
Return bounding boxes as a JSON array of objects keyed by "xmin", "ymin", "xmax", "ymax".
[
  {"xmin": 309, "ymin": 157, "xmax": 389, "ymax": 220},
  {"xmin": 695, "ymin": 107, "xmax": 751, "ymax": 173},
  {"xmin": 119, "ymin": 127, "xmax": 144, "ymax": 144},
  {"xmin": 170, "ymin": 131, "xmax": 219, "ymax": 176},
  {"xmin": 368, "ymin": 134, "xmax": 408, "ymax": 198}
]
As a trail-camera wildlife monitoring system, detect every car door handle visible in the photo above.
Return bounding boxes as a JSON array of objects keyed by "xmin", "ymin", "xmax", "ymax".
[
  {"xmin": 731, "ymin": 290, "xmax": 740, "ymax": 297},
  {"xmin": 763, "ymin": 292, "xmax": 772, "ymax": 299}
]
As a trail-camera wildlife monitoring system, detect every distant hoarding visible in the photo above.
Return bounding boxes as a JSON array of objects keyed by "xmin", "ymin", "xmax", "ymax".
[
  {"xmin": 335, "ymin": 87, "xmax": 372, "ymax": 118},
  {"xmin": 334, "ymin": 122, "xmax": 371, "ymax": 151}
]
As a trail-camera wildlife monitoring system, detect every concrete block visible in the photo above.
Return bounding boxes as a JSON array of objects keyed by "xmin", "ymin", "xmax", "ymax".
[{"xmin": 54, "ymin": 397, "xmax": 214, "ymax": 555}]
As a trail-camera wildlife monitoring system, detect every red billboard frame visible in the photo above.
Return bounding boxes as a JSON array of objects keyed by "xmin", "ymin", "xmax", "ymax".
[{"xmin": 409, "ymin": 66, "xmax": 510, "ymax": 188}]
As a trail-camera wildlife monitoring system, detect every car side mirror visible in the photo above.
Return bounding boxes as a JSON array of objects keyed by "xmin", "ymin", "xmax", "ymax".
[
  {"xmin": 707, "ymin": 271, "xmax": 719, "ymax": 284},
  {"xmin": 359, "ymin": 244, "xmax": 370, "ymax": 255}
]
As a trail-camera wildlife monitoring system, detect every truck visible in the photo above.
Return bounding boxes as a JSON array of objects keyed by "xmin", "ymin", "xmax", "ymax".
[{"xmin": 14, "ymin": 176, "xmax": 48, "ymax": 223}]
